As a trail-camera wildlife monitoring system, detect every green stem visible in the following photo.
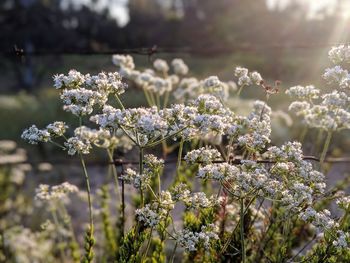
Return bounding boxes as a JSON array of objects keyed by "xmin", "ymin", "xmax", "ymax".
[
  {"xmin": 79, "ymin": 154, "xmax": 94, "ymax": 230},
  {"xmin": 163, "ymin": 90, "xmax": 170, "ymax": 108},
  {"xmin": 240, "ymin": 198, "xmax": 246, "ymax": 263},
  {"xmin": 139, "ymin": 147, "xmax": 144, "ymax": 207},
  {"xmin": 156, "ymin": 93, "xmax": 161, "ymax": 110},
  {"xmin": 170, "ymin": 242, "xmax": 178, "ymax": 263},
  {"xmin": 107, "ymin": 149, "xmax": 121, "ymax": 206},
  {"xmin": 115, "ymin": 94, "xmax": 125, "ymax": 110},
  {"xmin": 315, "ymin": 129, "xmax": 324, "ymax": 152},
  {"xmin": 157, "ymin": 171, "xmax": 161, "ymax": 194},
  {"xmin": 119, "ymin": 125, "xmax": 138, "ymax": 145},
  {"xmin": 320, "ymin": 131, "xmax": 332, "ymax": 164},
  {"xmin": 236, "ymin": 85, "xmax": 245, "ymax": 97},
  {"xmin": 299, "ymin": 126, "xmax": 308, "ymax": 143},
  {"xmin": 176, "ymin": 137, "xmax": 184, "ymax": 175},
  {"xmin": 145, "ymin": 127, "xmax": 187, "ymax": 148},
  {"xmin": 143, "ymin": 88, "xmax": 153, "ymax": 106},
  {"xmin": 49, "ymin": 140, "xmax": 66, "ymax": 150},
  {"xmin": 149, "ymin": 92, "xmax": 157, "ymax": 107},
  {"xmin": 142, "ymin": 228, "xmax": 153, "ymax": 261}
]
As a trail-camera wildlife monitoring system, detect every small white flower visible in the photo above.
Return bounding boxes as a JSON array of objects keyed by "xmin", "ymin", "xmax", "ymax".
[
  {"xmin": 112, "ymin": 54, "xmax": 135, "ymax": 69},
  {"xmin": 153, "ymin": 59, "xmax": 169, "ymax": 73},
  {"xmin": 250, "ymin": 71, "xmax": 263, "ymax": 85},
  {"xmin": 21, "ymin": 125, "xmax": 50, "ymax": 144},
  {"xmin": 184, "ymin": 146, "xmax": 221, "ymax": 165},
  {"xmin": 135, "ymin": 205, "xmax": 160, "ymax": 227},
  {"xmin": 171, "ymin": 58, "xmax": 189, "ymax": 75}
]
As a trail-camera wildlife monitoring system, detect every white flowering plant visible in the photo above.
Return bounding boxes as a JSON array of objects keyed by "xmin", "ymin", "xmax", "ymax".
[{"xmin": 4, "ymin": 45, "xmax": 349, "ymax": 263}]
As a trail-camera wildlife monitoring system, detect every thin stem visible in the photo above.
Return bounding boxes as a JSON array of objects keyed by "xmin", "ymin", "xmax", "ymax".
[
  {"xmin": 163, "ymin": 90, "xmax": 170, "ymax": 108},
  {"xmin": 157, "ymin": 171, "xmax": 161, "ymax": 194},
  {"xmin": 115, "ymin": 94, "xmax": 125, "ymax": 110},
  {"xmin": 49, "ymin": 140, "xmax": 66, "ymax": 150},
  {"xmin": 320, "ymin": 131, "xmax": 332, "ymax": 165},
  {"xmin": 156, "ymin": 93, "xmax": 161, "ymax": 109},
  {"xmin": 139, "ymin": 147, "xmax": 144, "ymax": 207},
  {"xmin": 119, "ymin": 125, "xmax": 138, "ymax": 145},
  {"xmin": 79, "ymin": 154, "xmax": 94, "ymax": 230},
  {"xmin": 170, "ymin": 242, "xmax": 178, "ymax": 263},
  {"xmin": 143, "ymin": 88, "xmax": 153, "ymax": 106},
  {"xmin": 145, "ymin": 127, "xmax": 187, "ymax": 148},
  {"xmin": 176, "ymin": 137, "xmax": 184, "ymax": 175},
  {"xmin": 236, "ymin": 85, "xmax": 245, "ymax": 97},
  {"xmin": 121, "ymin": 179, "xmax": 125, "ymax": 237},
  {"xmin": 107, "ymin": 148, "xmax": 121, "ymax": 205},
  {"xmin": 299, "ymin": 126, "xmax": 308, "ymax": 143},
  {"xmin": 147, "ymin": 184, "xmax": 159, "ymax": 200},
  {"xmin": 315, "ymin": 129, "xmax": 324, "ymax": 153},
  {"xmin": 142, "ymin": 228, "xmax": 154, "ymax": 261},
  {"xmin": 149, "ymin": 92, "xmax": 157, "ymax": 107},
  {"xmin": 240, "ymin": 198, "xmax": 246, "ymax": 263}
]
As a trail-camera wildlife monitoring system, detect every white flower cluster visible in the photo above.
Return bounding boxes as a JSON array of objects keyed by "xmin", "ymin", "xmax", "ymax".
[
  {"xmin": 299, "ymin": 206, "xmax": 350, "ymax": 249},
  {"xmin": 288, "ymin": 91, "xmax": 350, "ymax": 132},
  {"xmin": 54, "ymin": 70, "xmax": 125, "ymax": 94},
  {"xmin": 144, "ymin": 154, "xmax": 164, "ymax": 175},
  {"xmin": 323, "ymin": 66, "xmax": 349, "ymax": 89},
  {"xmin": 153, "ymin": 59, "xmax": 170, "ymax": 73},
  {"xmin": 90, "ymin": 94, "xmax": 239, "ymax": 145},
  {"xmin": 184, "ymin": 146, "xmax": 222, "ymax": 165},
  {"xmin": 53, "ymin": 69, "xmax": 85, "ymax": 89},
  {"xmin": 171, "ymin": 184, "xmax": 218, "ymax": 209},
  {"xmin": 333, "ymin": 230, "xmax": 350, "ymax": 249},
  {"xmin": 21, "ymin": 125, "xmax": 50, "ymax": 144},
  {"xmin": 336, "ymin": 196, "xmax": 350, "ymax": 210},
  {"xmin": 135, "ymin": 191, "xmax": 174, "ymax": 227},
  {"xmin": 46, "ymin": 122, "xmax": 68, "ymax": 137},
  {"xmin": 182, "ymin": 192, "xmax": 218, "ymax": 209},
  {"xmin": 286, "ymin": 85, "xmax": 320, "ymax": 100},
  {"xmin": 112, "ymin": 54, "xmax": 236, "ymax": 102},
  {"xmin": 232, "ymin": 161, "xmax": 278, "ymax": 197},
  {"xmin": 112, "ymin": 54, "xmax": 135, "ymax": 69},
  {"xmin": 121, "ymin": 157, "xmax": 163, "ymax": 189},
  {"xmin": 288, "ymin": 45, "xmax": 350, "ymax": 132},
  {"xmin": 299, "ymin": 207, "xmax": 336, "ymax": 230},
  {"xmin": 64, "ymin": 126, "xmax": 115, "ymax": 155},
  {"xmin": 3, "ymin": 226, "xmax": 54, "ymax": 263},
  {"xmin": 135, "ymin": 204, "xmax": 161, "ymax": 227},
  {"xmin": 171, "ymin": 58, "xmax": 189, "ymax": 75},
  {"xmin": 121, "ymin": 168, "xmax": 150, "ymax": 189},
  {"xmin": 328, "ymin": 45, "xmax": 350, "ymax": 64},
  {"xmin": 35, "ymin": 182, "xmax": 78, "ymax": 202},
  {"xmin": 173, "ymin": 76, "xmax": 235, "ymax": 102},
  {"xmin": 189, "ymin": 94, "xmax": 233, "ymax": 136},
  {"xmin": 236, "ymin": 100, "xmax": 272, "ymax": 150},
  {"xmin": 91, "ymin": 106, "xmax": 169, "ymax": 146},
  {"xmin": 21, "ymin": 122, "xmax": 67, "ymax": 144},
  {"xmin": 266, "ymin": 142, "xmax": 326, "ymax": 204},
  {"xmin": 60, "ymin": 87, "xmax": 107, "ymax": 116},
  {"xmin": 54, "ymin": 70, "xmax": 125, "ymax": 116},
  {"xmin": 234, "ymin": 66, "xmax": 263, "ymax": 86},
  {"xmin": 197, "ymin": 163, "xmax": 239, "ymax": 181},
  {"xmin": 175, "ymin": 224, "xmax": 219, "ymax": 251}
]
